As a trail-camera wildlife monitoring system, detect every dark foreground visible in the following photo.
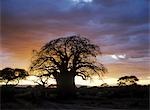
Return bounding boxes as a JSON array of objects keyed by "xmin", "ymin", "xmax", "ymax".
[{"xmin": 0, "ymin": 85, "xmax": 149, "ymax": 110}]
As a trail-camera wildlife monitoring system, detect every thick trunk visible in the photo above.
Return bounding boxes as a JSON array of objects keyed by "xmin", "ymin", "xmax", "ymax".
[{"xmin": 55, "ymin": 73, "xmax": 76, "ymax": 99}]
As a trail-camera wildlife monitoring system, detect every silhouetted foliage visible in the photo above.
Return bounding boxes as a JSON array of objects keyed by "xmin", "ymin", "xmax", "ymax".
[
  {"xmin": 101, "ymin": 83, "xmax": 109, "ymax": 87},
  {"xmin": 33, "ymin": 74, "xmax": 51, "ymax": 88},
  {"xmin": 1, "ymin": 85, "xmax": 149, "ymax": 109},
  {"xmin": 0, "ymin": 67, "xmax": 29, "ymax": 85},
  {"xmin": 117, "ymin": 75, "xmax": 139, "ymax": 86},
  {"xmin": 30, "ymin": 35, "xmax": 106, "ymax": 98},
  {"xmin": 0, "ymin": 68, "xmax": 14, "ymax": 85}
]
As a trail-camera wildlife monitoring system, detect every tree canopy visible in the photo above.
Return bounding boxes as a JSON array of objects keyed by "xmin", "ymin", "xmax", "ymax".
[
  {"xmin": 0, "ymin": 67, "xmax": 29, "ymax": 85},
  {"xmin": 30, "ymin": 35, "xmax": 106, "ymax": 97},
  {"xmin": 117, "ymin": 75, "xmax": 139, "ymax": 86},
  {"xmin": 101, "ymin": 83, "xmax": 109, "ymax": 87}
]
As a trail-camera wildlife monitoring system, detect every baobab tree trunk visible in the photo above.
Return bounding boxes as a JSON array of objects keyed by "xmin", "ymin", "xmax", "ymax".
[{"xmin": 55, "ymin": 73, "xmax": 76, "ymax": 99}]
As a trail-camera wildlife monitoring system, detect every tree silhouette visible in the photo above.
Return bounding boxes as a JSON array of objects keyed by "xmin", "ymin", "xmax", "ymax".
[
  {"xmin": 0, "ymin": 67, "xmax": 29, "ymax": 85},
  {"xmin": 0, "ymin": 68, "xmax": 14, "ymax": 85},
  {"xmin": 14, "ymin": 68, "xmax": 29, "ymax": 85},
  {"xmin": 117, "ymin": 75, "xmax": 139, "ymax": 86},
  {"xmin": 101, "ymin": 83, "xmax": 109, "ymax": 87},
  {"xmin": 30, "ymin": 35, "xmax": 106, "ymax": 98},
  {"xmin": 33, "ymin": 74, "xmax": 51, "ymax": 88}
]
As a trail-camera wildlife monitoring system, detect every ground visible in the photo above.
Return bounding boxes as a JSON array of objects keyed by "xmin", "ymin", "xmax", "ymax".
[{"xmin": 1, "ymin": 85, "xmax": 149, "ymax": 110}]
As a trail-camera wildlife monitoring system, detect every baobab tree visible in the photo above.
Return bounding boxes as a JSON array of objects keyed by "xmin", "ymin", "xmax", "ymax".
[{"xmin": 30, "ymin": 35, "xmax": 106, "ymax": 98}]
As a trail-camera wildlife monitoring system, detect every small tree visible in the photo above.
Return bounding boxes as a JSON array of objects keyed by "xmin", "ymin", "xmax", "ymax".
[
  {"xmin": 101, "ymin": 83, "xmax": 109, "ymax": 87},
  {"xmin": 33, "ymin": 74, "xmax": 51, "ymax": 88},
  {"xmin": 117, "ymin": 75, "xmax": 139, "ymax": 86},
  {"xmin": 0, "ymin": 67, "xmax": 29, "ymax": 85},
  {"xmin": 14, "ymin": 68, "xmax": 29, "ymax": 84},
  {"xmin": 30, "ymin": 35, "xmax": 106, "ymax": 98},
  {"xmin": 0, "ymin": 68, "xmax": 14, "ymax": 85}
]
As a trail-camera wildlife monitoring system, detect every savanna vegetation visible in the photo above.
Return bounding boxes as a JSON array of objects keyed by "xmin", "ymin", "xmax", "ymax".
[
  {"xmin": 0, "ymin": 68, "xmax": 28, "ymax": 85},
  {"xmin": 0, "ymin": 36, "xmax": 149, "ymax": 110},
  {"xmin": 1, "ymin": 84, "xmax": 149, "ymax": 109}
]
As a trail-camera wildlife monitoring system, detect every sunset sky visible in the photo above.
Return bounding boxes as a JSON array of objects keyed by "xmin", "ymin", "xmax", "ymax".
[{"xmin": 1, "ymin": 0, "xmax": 150, "ymax": 85}]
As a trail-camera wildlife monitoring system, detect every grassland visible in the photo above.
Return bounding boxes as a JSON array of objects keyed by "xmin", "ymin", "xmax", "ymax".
[{"xmin": 1, "ymin": 85, "xmax": 149, "ymax": 110}]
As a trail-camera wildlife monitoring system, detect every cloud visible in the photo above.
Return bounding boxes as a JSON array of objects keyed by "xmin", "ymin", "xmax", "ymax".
[{"xmin": 93, "ymin": 0, "xmax": 149, "ymax": 25}]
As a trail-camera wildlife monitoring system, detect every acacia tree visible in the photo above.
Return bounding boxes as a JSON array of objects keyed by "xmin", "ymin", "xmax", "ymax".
[
  {"xmin": 30, "ymin": 35, "xmax": 106, "ymax": 97},
  {"xmin": 0, "ymin": 67, "xmax": 29, "ymax": 85},
  {"xmin": 101, "ymin": 83, "xmax": 109, "ymax": 87},
  {"xmin": 117, "ymin": 75, "xmax": 139, "ymax": 86},
  {"xmin": 33, "ymin": 74, "xmax": 51, "ymax": 88},
  {"xmin": 14, "ymin": 68, "xmax": 29, "ymax": 84}
]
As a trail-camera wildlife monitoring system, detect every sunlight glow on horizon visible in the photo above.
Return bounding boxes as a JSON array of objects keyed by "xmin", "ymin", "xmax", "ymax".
[
  {"xmin": 1, "ymin": 53, "xmax": 149, "ymax": 86},
  {"xmin": 1, "ymin": 75, "xmax": 149, "ymax": 86}
]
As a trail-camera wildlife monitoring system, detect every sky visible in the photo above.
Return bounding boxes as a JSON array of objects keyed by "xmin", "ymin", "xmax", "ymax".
[{"xmin": 1, "ymin": 0, "xmax": 150, "ymax": 85}]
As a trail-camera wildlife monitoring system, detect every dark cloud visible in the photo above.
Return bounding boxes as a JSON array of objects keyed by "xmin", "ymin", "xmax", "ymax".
[{"xmin": 93, "ymin": 0, "xmax": 149, "ymax": 25}]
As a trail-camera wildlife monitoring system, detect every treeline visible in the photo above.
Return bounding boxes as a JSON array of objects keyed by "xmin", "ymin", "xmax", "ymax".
[{"xmin": 0, "ymin": 67, "xmax": 147, "ymax": 87}]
